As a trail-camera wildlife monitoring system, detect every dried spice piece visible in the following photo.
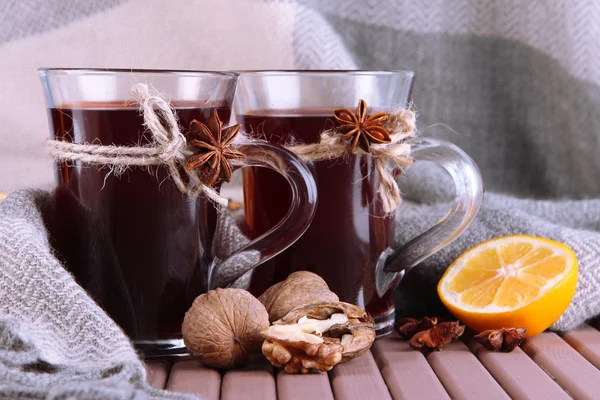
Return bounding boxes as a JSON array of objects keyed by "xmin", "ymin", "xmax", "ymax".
[
  {"xmin": 397, "ymin": 318, "xmax": 465, "ymax": 352},
  {"xmin": 407, "ymin": 321, "xmax": 465, "ymax": 352},
  {"xmin": 396, "ymin": 317, "xmax": 438, "ymax": 339},
  {"xmin": 228, "ymin": 200, "xmax": 243, "ymax": 211},
  {"xmin": 185, "ymin": 110, "xmax": 244, "ymax": 186},
  {"xmin": 474, "ymin": 328, "xmax": 527, "ymax": 352},
  {"xmin": 333, "ymin": 99, "xmax": 391, "ymax": 153}
]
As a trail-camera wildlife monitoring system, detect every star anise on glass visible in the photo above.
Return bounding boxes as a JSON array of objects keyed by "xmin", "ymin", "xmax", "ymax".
[
  {"xmin": 333, "ymin": 99, "xmax": 392, "ymax": 153},
  {"xmin": 185, "ymin": 109, "xmax": 244, "ymax": 186},
  {"xmin": 473, "ymin": 328, "xmax": 526, "ymax": 352},
  {"xmin": 396, "ymin": 317, "xmax": 465, "ymax": 352}
]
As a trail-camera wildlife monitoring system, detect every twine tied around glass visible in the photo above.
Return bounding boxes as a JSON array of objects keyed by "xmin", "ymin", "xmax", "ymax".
[
  {"xmin": 46, "ymin": 83, "xmax": 234, "ymax": 206},
  {"xmin": 285, "ymin": 102, "xmax": 416, "ymax": 213},
  {"xmin": 46, "ymin": 85, "xmax": 416, "ymax": 213}
]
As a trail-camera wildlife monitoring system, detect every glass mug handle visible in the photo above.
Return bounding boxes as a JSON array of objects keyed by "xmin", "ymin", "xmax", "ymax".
[
  {"xmin": 375, "ymin": 137, "xmax": 484, "ymax": 297},
  {"xmin": 208, "ymin": 143, "xmax": 317, "ymax": 290}
]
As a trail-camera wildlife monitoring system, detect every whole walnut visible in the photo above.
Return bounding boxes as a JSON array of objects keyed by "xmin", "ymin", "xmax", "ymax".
[
  {"xmin": 182, "ymin": 288, "xmax": 269, "ymax": 369},
  {"xmin": 258, "ymin": 271, "xmax": 339, "ymax": 322},
  {"xmin": 262, "ymin": 302, "xmax": 376, "ymax": 373}
]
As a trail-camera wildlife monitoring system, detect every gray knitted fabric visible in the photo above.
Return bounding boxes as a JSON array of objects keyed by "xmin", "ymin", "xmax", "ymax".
[
  {"xmin": 394, "ymin": 191, "xmax": 600, "ymax": 332},
  {"xmin": 0, "ymin": 191, "xmax": 195, "ymax": 400}
]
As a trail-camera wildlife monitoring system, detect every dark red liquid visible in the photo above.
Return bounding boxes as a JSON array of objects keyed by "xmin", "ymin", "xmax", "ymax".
[
  {"xmin": 46, "ymin": 103, "xmax": 230, "ymax": 340},
  {"xmin": 239, "ymin": 111, "xmax": 396, "ymax": 320}
]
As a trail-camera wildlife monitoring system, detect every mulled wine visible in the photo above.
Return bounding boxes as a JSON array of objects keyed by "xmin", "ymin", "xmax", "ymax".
[
  {"xmin": 46, "ymin": 103, "xmax": 230, "ymax": 340},
  {"xmin": 239, "ymin": 111, "xmax": 396, "ymax": 320},
  {"xmin": 235, "ymin": 70, "xmax": 483, "ymax": 336}
]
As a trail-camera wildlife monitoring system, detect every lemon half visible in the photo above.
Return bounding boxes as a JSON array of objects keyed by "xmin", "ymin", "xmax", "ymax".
[{"xmin": 438, "ymin": 235, "xmax": 578, "ymax": 337}]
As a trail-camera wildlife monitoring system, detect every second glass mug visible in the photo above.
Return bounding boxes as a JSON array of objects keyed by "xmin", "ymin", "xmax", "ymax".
[
  {"xmin": 235, "ymin": 70, "xmax": 484, "ymax": 335},
  {"xmin": 39, "ymin": 69, "xmax": 317, "ymax": 357}
]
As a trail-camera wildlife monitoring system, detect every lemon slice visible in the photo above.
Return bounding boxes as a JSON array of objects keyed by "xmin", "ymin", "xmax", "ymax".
[{"xmin": 438, "ymin": 235, "xmax": 578, "ymax": 337}]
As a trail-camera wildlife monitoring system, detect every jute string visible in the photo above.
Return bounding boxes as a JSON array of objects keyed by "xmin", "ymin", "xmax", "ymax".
[
  {"xmin": 46, "ymin": 84, "xmax": 416, "ymax": 213},
  {"xmin": 285, "ymin": 108, "xmax": 416, "ymax": 213},
  {"xmin": 46, "ymin": 84, "xmax": 228, "ymax": 206}
]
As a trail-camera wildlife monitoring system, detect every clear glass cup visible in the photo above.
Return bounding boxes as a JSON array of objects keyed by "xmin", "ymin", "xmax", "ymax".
[
  {"xmin": 39, "ymin": 68, "xmax": 317, "ymax": 357},
  {"xmin": 234, "ymin": 70, "xmax": 483, "ymax": 336}
]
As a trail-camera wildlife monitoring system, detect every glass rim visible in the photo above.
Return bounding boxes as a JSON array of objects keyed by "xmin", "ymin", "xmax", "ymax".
[
  {"xmin": 235, "ymin": 69, "xmax": 415, "ymax": 78},
  {"xmin": 38, "ymin": 67, "xmax": 238, "ymax": 78}
]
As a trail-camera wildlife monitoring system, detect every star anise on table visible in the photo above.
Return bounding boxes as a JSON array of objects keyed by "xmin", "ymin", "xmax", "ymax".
[
  {"xmin": 396, "ymin": 317, "xmax": 465, "ymax": 352},
  {"xmin": 185, "ymin": 109, "xmax": 244, "ymax": 186},
  {"xmin": 333, "ymin": 99, "xmax": 392, "ymax": 153},
  {"xmin": 473, "ymin": 328, "xmax": 526, "ymax": 352}
]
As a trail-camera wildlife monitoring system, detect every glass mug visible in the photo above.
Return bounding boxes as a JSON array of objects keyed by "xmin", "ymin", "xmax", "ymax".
[
  {"xmin": 235, "ymin": 70, "xmax": 483, "ymax": 335},
  {"xmin": 39, "ymin": 69, "xmax": 317, "ymax": 357}
]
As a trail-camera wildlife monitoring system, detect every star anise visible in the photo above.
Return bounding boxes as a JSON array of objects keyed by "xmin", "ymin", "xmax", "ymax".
[
  {"xmin": 333, "ymin": 99, "xmax": 392, "ymax": 153},
  {"xmin": 408, "ymin": 321, "xmax": 465, "ymax": 352},
  {"xmin": 473, "ymin": 328, "xmax": 526, "ymax": 352},
  {"xmin": 396, "ymin": 317, "xmax": 439, "ymax": 339},
  {"xmin": 185, "ymin": 110, "xmax": 244, "ymax": 186},
  {"xmin": 397, "ymin": 317, "xmax": 465, "ymax": 352}
]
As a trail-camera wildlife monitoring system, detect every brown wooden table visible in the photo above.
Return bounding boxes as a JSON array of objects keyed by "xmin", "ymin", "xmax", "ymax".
[{"xmin": 145, "ymin": 325, "xmax": 600, "ymax": 399}]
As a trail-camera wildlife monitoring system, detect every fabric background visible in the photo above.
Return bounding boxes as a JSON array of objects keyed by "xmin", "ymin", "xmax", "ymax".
[{"xmin": 1, "ymin": 0, "xmax": 600, "ymax": 397}]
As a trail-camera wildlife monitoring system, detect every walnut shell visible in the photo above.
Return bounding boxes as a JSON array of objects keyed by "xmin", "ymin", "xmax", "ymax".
[
  {"xmin": 275, "ymin": 302, "xmax": 376, "ymax": 362},
  {"xmin": 258, "ymin": 271, "xmax": 339, "ymax": 322},
  {"xmin": 182, "ymin": 288, "xmax": 269, "ymax": 369},
  {"xmin": 262, "ymin": 301, "xmax": 376, "ymax": 373}
]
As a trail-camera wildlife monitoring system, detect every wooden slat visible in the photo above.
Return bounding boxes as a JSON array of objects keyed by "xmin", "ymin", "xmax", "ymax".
[
  {"xmin": 329, "ymin": 351, "xmax": 391, "ymax": 400},
  {"xmin": 562, "ymin": 324, "xmax": 600, "ymax": 369},
  {"xmin": 221, "ymin": 364, "xmax": 276, "ymax": 400},
  {"xmin": 522, "ymin": 332, "xmax": 600, "ymax": 400},
  {"xmin": 427, "ymin": 341, "xmax": 510, "ymax": 400},
  {"xmin": 145, "ymin": 360, "xmax": 171, "ymax": 389},
  {"xmin": 372, "ymin": 334, "xmax": 450, "ymax": 400},
  {"xmin": 277, "ymin": 371, "xmax": 334, "ymax": 400},
  {"xmin": 468, "ymin": 340, "xmax": 569, "ymax": 400},
  {"xmin": 165, "ymin": 359, "xmax": 221, "ymax": 400}
]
